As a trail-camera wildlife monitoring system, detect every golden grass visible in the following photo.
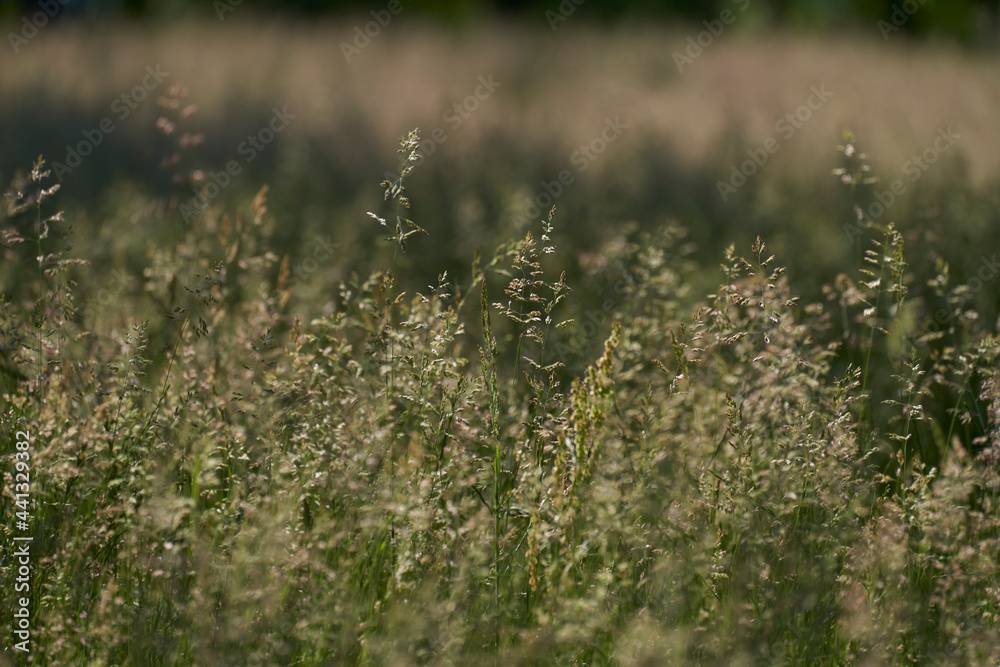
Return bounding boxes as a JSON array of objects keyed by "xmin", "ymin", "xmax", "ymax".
[
  {"xmin": 2, "ymin": 18, "xmax": 999, "ymax": 182},
  {"xmin": 3, "ymin": 21, "xmax": 1000, "ymax": 664}
]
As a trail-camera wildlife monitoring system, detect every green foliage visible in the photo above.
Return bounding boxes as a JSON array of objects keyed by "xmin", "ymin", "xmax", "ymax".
[{"xmin": 1, "ymin": 129, "xmax": 1000, "ymax": 666}]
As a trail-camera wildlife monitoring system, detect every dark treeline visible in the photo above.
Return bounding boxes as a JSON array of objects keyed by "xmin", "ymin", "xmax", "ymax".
[{"xmin": 6, "ymin": 0, "xmax": 1000, "ymax": 43}]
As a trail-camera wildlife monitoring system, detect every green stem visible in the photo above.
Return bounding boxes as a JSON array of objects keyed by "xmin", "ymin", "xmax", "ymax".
[{"xmin": 860, "ymin": 233, "xmax": 889, "ymax": 427}]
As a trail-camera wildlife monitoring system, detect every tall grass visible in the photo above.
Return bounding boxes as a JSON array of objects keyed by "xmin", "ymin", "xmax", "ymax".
[{"xmin": 1, "ymin": 126, "xmax": 999, "ymax": 666}]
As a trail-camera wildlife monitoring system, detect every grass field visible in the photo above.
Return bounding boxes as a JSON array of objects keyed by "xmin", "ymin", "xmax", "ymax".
[{"xmin": 2, "ymin": 17, "xmax": 1000, "ymax": 665}]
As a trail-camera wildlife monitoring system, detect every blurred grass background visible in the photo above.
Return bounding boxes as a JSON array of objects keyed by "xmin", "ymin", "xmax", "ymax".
[{"xmin": 2, "ymin": 1, "xmax": 1000, "ymax": 348}]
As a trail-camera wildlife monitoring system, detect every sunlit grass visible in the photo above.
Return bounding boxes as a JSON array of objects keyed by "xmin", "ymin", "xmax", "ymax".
[{"xmin": 0, "ymin": 116, "xmax": 999, "ymax": 664}]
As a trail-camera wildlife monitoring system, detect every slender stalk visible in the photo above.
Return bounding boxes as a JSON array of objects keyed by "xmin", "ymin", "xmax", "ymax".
[
  {"xmin": 860, "ymin": 231, "xmax": 890, "ymax": 427},
  {"xmin": 35, "ymin": 189, "xmax": 43, "ymax": 401}
]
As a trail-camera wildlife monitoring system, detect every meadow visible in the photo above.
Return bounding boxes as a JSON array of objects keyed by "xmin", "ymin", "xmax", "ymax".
[{"xmin": 1, "ymin": 17, "xmax": 1000, "ymax": 665}]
